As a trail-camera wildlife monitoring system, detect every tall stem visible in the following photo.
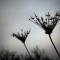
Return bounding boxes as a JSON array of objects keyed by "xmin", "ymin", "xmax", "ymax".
[
  {"xmin": 49, "ymin": 34, "xmax": 60, "ymax": 58},
  {"xmin": 24, "ymin": 43, "xmax": 31, "ymax": 58}
]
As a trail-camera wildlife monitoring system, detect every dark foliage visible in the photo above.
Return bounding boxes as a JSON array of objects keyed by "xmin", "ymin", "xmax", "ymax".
[{"xmin": 0, "ymin": 47, "xmax": 54, "ymax": 60}]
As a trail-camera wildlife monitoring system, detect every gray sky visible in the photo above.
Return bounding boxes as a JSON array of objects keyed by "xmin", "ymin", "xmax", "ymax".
[{"xmin": 0, "ymin": 0, "xmax": 60, "ymax": 58}]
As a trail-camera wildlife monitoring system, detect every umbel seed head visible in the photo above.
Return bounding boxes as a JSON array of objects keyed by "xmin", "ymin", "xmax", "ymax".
[
  {"xmin": 12, "ymin": 30, "xmax": 30, "ymax": 43},
  {"xmin": 29, "ymin": 12, "xmax": 60, "ymax": 34}
]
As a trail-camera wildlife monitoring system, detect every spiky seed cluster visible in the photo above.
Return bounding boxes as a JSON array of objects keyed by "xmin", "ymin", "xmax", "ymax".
[
  {"xmin": 29, "ymin": 12, "xmax": 60, "ymax": 34},
  {"xmin": 12, "ymin": 30, "xmax": 30, "ymax": 43}
]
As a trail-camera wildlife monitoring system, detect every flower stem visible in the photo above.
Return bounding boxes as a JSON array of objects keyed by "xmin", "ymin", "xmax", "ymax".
[
  {"xmin": 24, "ymin": 43, "xmax": 31, "ymax": 58},
  {"xmin": 49, "ymin": 34, "xmax": 60, "ymax": 58}
]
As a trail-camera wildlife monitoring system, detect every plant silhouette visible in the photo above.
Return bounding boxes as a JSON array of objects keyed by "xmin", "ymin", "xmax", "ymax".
[
  {"xmin": 0, "ymin": 47, "xmax": 54, "ymax": 60},
  {"xmin": 31, "ymin": 46, "xmax": 52, "ymax": 60},
  {"xmin": 12, "ymin": 30, "xmax": 31, "ymax": 58},
  {"xmin": 29, "ymin": 11, "xmax": 60, "ymax": 58}
]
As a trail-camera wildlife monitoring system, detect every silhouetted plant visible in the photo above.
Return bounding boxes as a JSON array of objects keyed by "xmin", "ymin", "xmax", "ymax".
[
  {"xmin": 31, "ymin": 46, "xmax": 51, "ymax": 60},
  {"xmin": 0, "ymin": 50, "xmax": 16, "ymax": 60},
  {"xmin": 12, "ymin": 30, "xmax": 31, "ymax": 58},
  {"xmin": 29, "ymin": 11, "xmax": 60, "ymax": 58},
  {"xmin": 0, "ymin": 48, "xmax": 56, "ymax": 60},
  {"xmin": 0, "ymin": 49, "xmax": 25, "ymax": 60},
  {"xmin": 31, "ymin": 47, "xmax": 41, "ymax": 60}
]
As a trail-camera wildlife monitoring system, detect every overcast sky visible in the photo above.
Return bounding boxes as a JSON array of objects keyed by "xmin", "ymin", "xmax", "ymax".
[{"xmin": 0, "ymin": 0, "xmax": 60, "ymax": 58}]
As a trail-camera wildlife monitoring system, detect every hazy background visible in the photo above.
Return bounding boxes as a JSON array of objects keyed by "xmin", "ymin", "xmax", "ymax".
[{"xmin": 0, "ymin": 0, "xmax": 60, "ymax": 59}]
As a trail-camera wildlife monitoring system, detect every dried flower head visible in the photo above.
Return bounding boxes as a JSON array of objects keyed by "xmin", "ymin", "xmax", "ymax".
[
  {"xmin": 12, "ymin": 30, "xmax": 30, "ymax": 43},
  {"xmin": 29, "ymin": 12, "xmax": 60, "ymax": 34}
]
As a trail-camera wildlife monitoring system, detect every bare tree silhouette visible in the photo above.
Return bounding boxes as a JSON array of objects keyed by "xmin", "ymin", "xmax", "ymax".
[
  {"xmin": 12, "ymin": 30, "xmax": 31, "ymax": 58},
  {"xmin": 29, "ymin": 11, "xmax": 60, "ymax": 58}
]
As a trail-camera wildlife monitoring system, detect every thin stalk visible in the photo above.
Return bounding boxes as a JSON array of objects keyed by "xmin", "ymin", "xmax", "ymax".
[
  {"xmin": 24, "ymin": 43, "xmax": 31, "ymax": 58},
  {"xmin": 49, "ymin": 34, "xmax": 60, "ymax": 58}
]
